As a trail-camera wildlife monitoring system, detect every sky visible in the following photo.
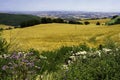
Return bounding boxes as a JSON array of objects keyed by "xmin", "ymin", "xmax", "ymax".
[{"xmin": 0, "ymin": 0, "xmax": 120, "ymax": 12}]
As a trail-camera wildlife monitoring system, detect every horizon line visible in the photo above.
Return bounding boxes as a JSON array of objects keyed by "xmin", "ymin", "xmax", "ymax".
[{"xmin": 0, "ymin": 10, "xmax": 120, "ymax": 13}]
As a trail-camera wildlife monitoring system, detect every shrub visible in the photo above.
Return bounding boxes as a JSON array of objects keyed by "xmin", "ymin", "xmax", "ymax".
[
  {"xmin": 40, "ymin": 17, "xmax": 53, "ymax": 24},
  {"xmin": 20, "ymin": 19, "xmax": 40, "ymax": 28},
  {"xmin": 96, "ymin": 21, "xmax": 100, "ymax": 25},
  {"xmin": 0, "ymin": 35, "xmax": 9, "ymax": 55},
  {"xmin": 0, "ymin": 51, "xmax": 44, "ymax": 80},
  {"xmin": 84, "ymin": 21, "xmax": 90, "ymax": 25},
  {"xmin": 56, "ymin": 45, "xmax": 120, "ymax": 80},
  {"xmin": 0, "ymin": 28, "xmax": 3, "ymax": 31},
  {"xmin": 53, "ymin": 18, "xmax": 65, "ymax": 23},
  {"xmin": 68, "ymin": 20, "xmax": 83, "ymax": 24},
  {"xmin": 111, "ymin": 15, "xmax": 119, "ymax": 19},
  {"xmin": 106, "ymin": 16, "xmax": 120, "ymax": 25}
]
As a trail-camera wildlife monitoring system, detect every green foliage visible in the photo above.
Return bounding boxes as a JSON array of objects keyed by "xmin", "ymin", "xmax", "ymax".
[
  {"xmin": 111, "ymin": 15, "xmax": 119, "ymax": 20},
  {"xmin": 0, "ymin": 28, "xmax": 3, "ymax": 31},
  {"xmin": 40, "ymin": 17, "xmax": 53, "ymax": 24},
  {"xmin": 84, "ymin": 21, "xmax": 90, "ymax": 25},
  {"xmin": 40, "ymin": 46, "xmax": 73, "ymax": 73},
  {"xmin": 106, "ymin": 16, "xmax": 120, "ymax": 25},
  {"xmin": 0, "ymin": 33, "xmax": 120, "ymax": 80},
  {"xmin": 56, "ymin": 47, "xmax": 120, "ymax": 80},
  {"xmin": 96, "ymin": 21, "xmax": 100, "ymax": 25},
  {"xmin": 0, "ymin": 13, "xmax": 40, "ymax": 26},
  {"xmin": 20, "ymin": 19, "xmax": 40, "ymax": 28},
  {"xmin": 0, "ymin": 35, "xmax": 9, "ymax": 55},
  {"xmin": 53, "ymin": 18, "xmax": 65, "ymax": 23},
  {"xmin": 68, "ymin": 20, "xmax": 83, "ymax": 24},
  {"xmin": 0, "ymin": 51, "xmax": 42, "ymax": 80}
]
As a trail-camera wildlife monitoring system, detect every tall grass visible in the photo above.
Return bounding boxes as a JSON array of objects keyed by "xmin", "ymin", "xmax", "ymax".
[{"xmin": 2, "ymin": 23, "xmax": 120, "ymax": 51}]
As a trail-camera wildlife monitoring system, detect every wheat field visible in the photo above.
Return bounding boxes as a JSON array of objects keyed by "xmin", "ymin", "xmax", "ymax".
[{"xmin": 2, "ymin": 23, "xmax": 120, "ymax": 51}]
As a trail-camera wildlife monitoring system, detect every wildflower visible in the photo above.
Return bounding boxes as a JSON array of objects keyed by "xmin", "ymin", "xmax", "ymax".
[
  {"xmin": 10, "ymin": 53, "xmax": 19, "ymax": 59},
  {"xmin": 18, "ymin": 52, "xmax": 24, "ymax": 58},
  {"xmin": 35, "ymin": 66, "xmax": 41, "ymax": 69},
  {"xmin": 75, "ymin": 51, "xmax": 87, "ymax": 56},
  {"xmin": 26, "ymin": 62, "xmax": 34, "ymax": 67},
  {"xmin": 26, "ymin": 52, "xmax": 34, "ymax": 56},
  {"xmin": 2, "ymin": 65, "xmax": 8, "ymax": 70},
  {"xmin": 83, "ymin": 55, "xmax": 87, "ymax": 59},
  {"xmin": 22, "ymin": 59, "xmax": 29, "ymax": 63}
]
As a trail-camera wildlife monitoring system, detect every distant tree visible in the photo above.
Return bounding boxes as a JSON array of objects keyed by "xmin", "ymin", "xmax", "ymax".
[
  {"xmin": 46, "ymin": 18, "xmax": 53, "ymax": 23},
  {"xmin": 40, "ymin": 17, "xmax": 53, "ymax": 23},
  {"xmin": 68, "ymin": 20, "xmax": 82, "ymax": 24},
  {"xmin": 53, "ymin": 18, "xmax": 64, "ymax": 23},
  {"xmin": 40, "ymin": 17, "xmax": 48, "ymax": 24},
  {"xmin": 20, "ymin": 19, "xmax": 40, "ymax": 28},
  {"xmin": 0, "ymin": 28, "xmax": 3, "ymax": 31},
  {"xmin": 111, "ymin": 15, "xmax": 119, "ymax": 19},
  {"xmin": 96, "ymin": 21, "xmax": 100, "ymax": 25},
  {"xmin": 84, "ymin": 21, "xmax": 90, "ymax": 25}
]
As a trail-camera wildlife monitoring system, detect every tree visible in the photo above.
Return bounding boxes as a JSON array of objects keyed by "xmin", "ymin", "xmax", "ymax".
[
  {"xmin": 84, "ymin": 21, "xmax": 90, "ymax": 25},
  {"xmin": 40, "ymin": 17, "xmax": 48, "ymax": 24},
  {"xmin": 111, "ymin": 15, "xmax": 119, "ymax": 19},
  {"xmin": 68, "ymin": 20, "xmax": 83, "ymax": 24},
  {"xmin": 20, "ymin": 19, "xmax": 40, "ymax": 28},
  {"xmin": 53, "ymin": 18, "xmax": 64, "ymax": 23},
  {"xmin": 96, "ymin": 21, "xmax": 100, "ymax": 25}
]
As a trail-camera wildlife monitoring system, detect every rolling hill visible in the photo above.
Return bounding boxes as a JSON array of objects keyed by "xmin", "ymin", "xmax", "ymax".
[
  {"xmin": 2, "ymin": 23, "xmax": 120, "ymax": 51},
  {"xmin": 0, "ymin": 13, "xmax": 40, "ymax": 26}
]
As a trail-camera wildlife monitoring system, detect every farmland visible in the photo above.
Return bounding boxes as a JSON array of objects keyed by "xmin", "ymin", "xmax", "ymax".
[
  {"xmin": 2, "ymin": 22, "xmax": 120, "ymax": 51},
  {"xmin": 1, "ymin": 16, "xmax": 120, "ymax": 80}
]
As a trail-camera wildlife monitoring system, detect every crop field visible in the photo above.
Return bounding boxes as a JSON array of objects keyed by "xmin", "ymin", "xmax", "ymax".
[
  {"xmin": 82, "ymin": 18, "xmax": 110, "ymax": 24},
  {"xmin": 1, "ymin": 23, "xmax": 120, "ymax": 51}
]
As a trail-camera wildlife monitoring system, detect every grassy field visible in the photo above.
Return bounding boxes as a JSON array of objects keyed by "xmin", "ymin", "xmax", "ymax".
[
  {"xmin": 1, "ymin": 23, "xmax": 120, "ymax": 51},
  {"xmin": 81, "ymin": 18, "xmax": 110, "ymax": 24}
]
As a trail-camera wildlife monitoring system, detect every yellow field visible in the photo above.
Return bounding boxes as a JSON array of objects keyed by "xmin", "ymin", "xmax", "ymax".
[
  {"xmin": 1, "ymin": 23, "xmax": 120, "ymax": 51},
  {"xmin": 81, "ymin": 19, "xmax": 110, "ymax": 24},
  {"xmin": 0, "ymin": 25, "xmax": 12, "ymax": 29}
]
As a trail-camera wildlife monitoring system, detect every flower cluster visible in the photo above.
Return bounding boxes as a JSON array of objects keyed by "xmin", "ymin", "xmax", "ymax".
[{"xmin": 0, "ymin": 51, "xmax": 42, "ymax": 80}]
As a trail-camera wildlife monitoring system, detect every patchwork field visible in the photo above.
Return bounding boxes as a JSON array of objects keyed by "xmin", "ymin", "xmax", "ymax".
[{"xmin": 2, "ymin": 23, "xmax": 120, "ymax": 51}]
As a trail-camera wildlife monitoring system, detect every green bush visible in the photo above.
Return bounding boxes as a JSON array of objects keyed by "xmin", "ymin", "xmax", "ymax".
[
  {"xmin": 96, "ymin": 21, "xmax": 100, "ymax": 25},
  {"xmin": 0, "ymin": 32, "xmax": 120, "ymax": 80},
  {"xmin": 0, "ymin": 34, "xmax": 9, "ymax": 55},
  {"xmin": 84, "ymin": 21, "xmax": 90, "ymax": 25},
  {"xmin": 106, "ymin": 16, "xmax": 120, "ymax": 25}
]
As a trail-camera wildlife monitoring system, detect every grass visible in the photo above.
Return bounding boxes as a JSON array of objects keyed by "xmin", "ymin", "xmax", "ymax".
[
  {"xmin": 1, "ymin": 23, "xmax": 120, "ymax": 51},
  {"xmin": 81, "ymin": 18, "xmax": 110, "ymax": 24}
]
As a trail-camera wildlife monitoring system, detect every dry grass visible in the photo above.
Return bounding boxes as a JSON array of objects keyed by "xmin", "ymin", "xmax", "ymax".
[
  {"xmin": 1, "ymin": 23, "xmax": 120, "ymax": 51},
  {"xmin": 0, "ymin": 25, "xmax": 13, "ymax": 29},
  {"xmin": 81, "ymin": 18, "xmax": 110, "ymax": 24}
]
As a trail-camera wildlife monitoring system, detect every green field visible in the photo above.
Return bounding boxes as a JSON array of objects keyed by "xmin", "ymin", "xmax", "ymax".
[{"xmin": 2, "ymin": 23, "xmax": 120, "ymax": 51}]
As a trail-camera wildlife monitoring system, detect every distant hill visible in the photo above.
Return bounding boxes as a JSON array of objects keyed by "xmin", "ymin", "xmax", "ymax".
[
  {"xmin": 2, "ymin": 11, "xmax": 120, "ymax": 19},
  {"xmin": 0, "ymin": 13, "xmax": 40, "ymax": 26},
  {"xmin": 106, "ymin": 16, "xmax": 120, "ymax": 25}
]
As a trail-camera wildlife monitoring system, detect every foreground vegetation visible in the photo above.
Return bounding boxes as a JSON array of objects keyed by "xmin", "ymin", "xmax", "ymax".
[{"xmin": 0, "ymin": 33, "xmax": 120, "ymax": 79}]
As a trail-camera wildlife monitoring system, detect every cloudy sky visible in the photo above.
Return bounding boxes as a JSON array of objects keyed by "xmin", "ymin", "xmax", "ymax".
[{"xmin": 0, "ymin": 0, "xmax": 120, "ymax": 12}]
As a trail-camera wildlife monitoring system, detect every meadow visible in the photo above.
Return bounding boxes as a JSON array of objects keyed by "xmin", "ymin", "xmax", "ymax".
[
  {"xmin": 2, "ymin": 20, "xmax": 120, "ymax": 51},
  {"xmin": 1, "ymin": 19, "xmax": 120, "ymax": 80}
]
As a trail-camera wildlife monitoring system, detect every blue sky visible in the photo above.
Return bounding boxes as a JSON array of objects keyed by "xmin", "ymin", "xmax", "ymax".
[{"xmin": 0, "ymin": 0, "xmax": 120, "ymax": 12}]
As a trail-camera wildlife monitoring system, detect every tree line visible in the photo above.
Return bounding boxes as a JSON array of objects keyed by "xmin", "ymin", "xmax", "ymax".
[
  {"xmin": 20, "ymin": 17, "xmax": 84, "ymax": 28},
  {"xmin": 20, "ymin": 17, "xmax": 107, "ymax": 28}
]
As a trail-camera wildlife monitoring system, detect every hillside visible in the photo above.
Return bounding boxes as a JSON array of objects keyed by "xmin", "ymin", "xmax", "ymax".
[
  {"xmin": 0, "ymin": 13, "xmax": 40, "ymax": 26},
  {"xmin": 106, "ymin": 16, "xmax": 120, "ymax": 25},
  {"xmin": 2, "ymin": 23, "xmax": 120, "ymax": 51}
]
